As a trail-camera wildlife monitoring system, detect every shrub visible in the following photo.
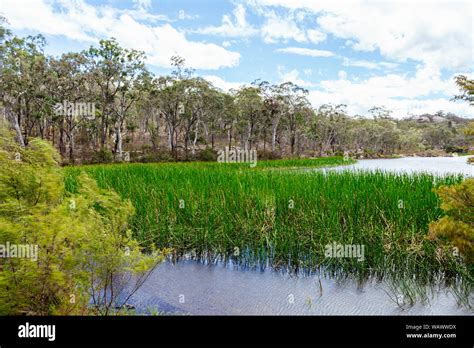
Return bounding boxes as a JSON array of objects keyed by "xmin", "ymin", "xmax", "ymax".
[
  {"xmin": 428, "ymin": 178, "xmax": 474, "ymax": 264},
  {"xmin": 445, "ymin": 145, "xmax": 468, "ymax": 154},
  {"xmin": 256, "ymin": 149, "xmax": 281, "ymax": 160},
  {"xmin": 196, "ymin": 147, "xmax": 218, "ymax": 162},
  {"xmin": 92, "ymin": 148, "xmax": 113, "ymax": 164},
  {"xmin": 138, "ymin": 149, "xmax": 174, "ymax": 163},
  {"xmin": 0, "ymin": 129, "xmax": 166, "ymax": 315}
]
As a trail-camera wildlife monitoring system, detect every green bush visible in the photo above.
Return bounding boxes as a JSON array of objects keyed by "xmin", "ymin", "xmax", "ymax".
[
  {"xmin": 138, "ymin": 149, "xmax": 174, "ymax": 163},
  {"xmin": 196, "ymin": 147, "xmax": 218, "ymax": 162},
  {"xmin": 445, "ymin": 145, "xmax": 468, "ymax": 154},
  {"xmin": 0, "ymin": 129, "xmax": 166, "ymax": 315},
  {"xmin": 257, "ymin": 149, "xmax": 281, "ymax": 160},
  {"xmin": 92, "ymin": 148, "xmax": 113, "ymax": 164},
  {"xmin": 428, "ymin": 178, "xmax": 474, "ymax": 264}
]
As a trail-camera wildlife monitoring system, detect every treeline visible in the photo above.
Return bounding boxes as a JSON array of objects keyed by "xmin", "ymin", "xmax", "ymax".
[{"xmin": 1, "ymin": 24, "xmax": 473, "ymax": 164}]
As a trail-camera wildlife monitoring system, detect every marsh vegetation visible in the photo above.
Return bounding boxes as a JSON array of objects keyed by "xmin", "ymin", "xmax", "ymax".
[{"xmin": 65, "ymin": 159, "xmax": 472, "ymax": 307}]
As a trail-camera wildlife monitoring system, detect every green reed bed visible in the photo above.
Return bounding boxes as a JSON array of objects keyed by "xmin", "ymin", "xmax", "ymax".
[
  {"xmin": 256, "ymin": 156, "xmax": 356, "ymax": 169},
  {"xmin": 64, "ymin": 158, "xmax": 472, "ymax": 306}
]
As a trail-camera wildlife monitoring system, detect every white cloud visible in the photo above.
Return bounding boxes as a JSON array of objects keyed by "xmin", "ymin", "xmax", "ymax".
[
  {"xmin": 320, "ymin": 65, "xmax": 457, "ymax": 99},
  {"xmin": 249, "ymin": 0, "xmax": 473, "ymax": 70},
  {"xmin": 308, "ymin": 66, "xmax": 474, "ymax": 118},
  {"xmin": 276, "ymin": 47, "xmax": 334, "ymax": 57},
  {"xmin": 342, "ymin": 57, "xmax": 398, "ymax": 70},
  {"xmin": 1, "ymin": 0, "xmax": 240, "ymax": 70},
  {"xmin": 141, "ymin": 24, "xmax": 240, "ymax": 70},
  {"xmin": 204, "ymin": 75, "xmax": 246, "ymax": 91},
  {"xmin": 261, "ymin": 11, "xmax": 308, "ymax": 43},
  {"xmin": 337, "ymin": 70, "xmax": 347, "ymax": 80},
  {"xmin": 1, "ymin": 0, "xmax": 96, "ymax": 41},
  {"xmin": 309, "ymin": 90, "xmax": 474, "ymax": 119},
  {"xmin": 132, "ymin": 0, "xmax": 151, "ymax": 11},
  {"xmin": 277, "ymin": 66, "xmax": 315, "ymax": 87},
  {"xmin": 178, "ymin": 10, "xmax": 199, "ymax": 20},
  {"xmin": 258, "ymin": 10, "xmax": 327, "ymax": 44},
  {"xmin": 194, "ymin": 4, "xmax": 257, "ymax": 37},
  {"xmin": 306, "ymin": 29, "xmax": 326, "ymax": 44}
]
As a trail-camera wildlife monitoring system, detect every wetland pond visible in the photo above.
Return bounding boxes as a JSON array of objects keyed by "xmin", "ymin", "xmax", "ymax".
[{"xmin": 122, "ymin": 157, "xmax": 473, "ymax": 315}]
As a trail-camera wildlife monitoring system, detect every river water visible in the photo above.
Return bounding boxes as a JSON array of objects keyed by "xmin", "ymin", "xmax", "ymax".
[
  {"xmin": 124, "ymin": 157, "xmax": 473, "ymax": 315},
  {"xmin": 328, "ymin": 156, "xmax": 473, "ymax": 177}
]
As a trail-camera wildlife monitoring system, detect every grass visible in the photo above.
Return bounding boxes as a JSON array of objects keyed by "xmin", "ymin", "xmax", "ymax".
[
  {"xmin": 64, "ymin": 156, "xmax": 472, "ymax": 307},
  {"xmin": 254, "ymin": 156, "xmax": 356, "ymax": 168}
]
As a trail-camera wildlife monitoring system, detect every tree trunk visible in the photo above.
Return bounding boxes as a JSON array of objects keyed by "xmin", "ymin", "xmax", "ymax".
[
  {"xmin": 167, "ymin": 125, "xmax": 173, "ymax": 151},
  {"xmin": 101, "ymin": 103, "xmax": 107, "ymax": 149},
  {"xmin": 114, "ymin": 125, "xmax": 123, "ymax": 160},
  {"xmin": 271, "ymin": 123, "xmax": 278, "ymax": 154},
  {"xmin": 59, "ymin": 121, "xmax": 66, "ymax": 158},
  {"xmin": 7, "ymin": 105, "xmax": 25, "ymax": 147},
  {"xmin": 69, "ymin": 130, "xmax": 75, "ymax": 164},
  {"xmin": 228, "ymin": 126, "xmax": 232, "ymax": 150},
  {"xmin": 192, "ymin": 123, "xmax": 198, "ymax": 156}
]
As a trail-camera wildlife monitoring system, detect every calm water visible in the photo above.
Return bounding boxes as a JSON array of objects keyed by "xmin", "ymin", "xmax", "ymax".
[
  {"xmin": 124, "ymin": 261, "xmax": 471, "ymax": 315},
  {"xmin": 328, "ymin": 156, "xmax": 473, "ymax": 176},
  {"xmin": 124, "ymin": 157, "xmax": 473, "ymax": 315}
]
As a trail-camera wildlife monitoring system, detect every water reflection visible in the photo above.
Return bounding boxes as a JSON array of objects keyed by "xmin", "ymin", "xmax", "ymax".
[{"xmin": 126, "ymin": 261, "xmax": 471, "ymax": 315}]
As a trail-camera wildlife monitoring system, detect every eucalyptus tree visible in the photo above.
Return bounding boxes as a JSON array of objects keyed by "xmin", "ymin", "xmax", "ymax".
[
  {"xmin": 369, "ymin": 105, "xmax": 393, "ymax": 120},
  {"xmin": 422, "ymin": 124, "xmax": 455, "ymax": 150},
  {"xmin": 278, "ymin": 82, "xmax": 311, "ymax": 155},
  {"xmin": 48, "ymin": 52, "xmax": 90, "ymax": 162},
  {"xmin": 132, "ymin": 71, "xmax": 162, "ymax": 150},
  {"xmin": 0, "ymin": 34, "xmax": 48, "ymax": 147},
  {"xmin": 153, "ymin": 76, "xmax": 187, "ymax": 158},
  {"xmin": 112, "ymin": 64, "xmax": 146, "ymax": 160},
  {"xmin": 151, "ymin": 56, "xmax": 205, "ymax": 158},
  {"xmin": 219, "ymin": 92, "xmax": 238, "ymax": 150},
  {"xmin": 234, "ymin": 86, "xmax": 264, "ymax": 150},
  {"xmin": 85, "ymin": 38, "xmax": 145, "ymax": 157},
  {"xmin": 180, "ymin": 77, "xmax": 216, "ymax": 157},
  {"xmin": 307, "ymin": 104, "xmax": 348, "ymax": 156},
  {"xmin": 253, "ymin": 80, "xmax": 284, "ymax": 155},
  {"xmin": 197, "ymin": 84, "xmax": 230, "ymax": 151},
  {"xmin": 453, "ymin": 75, "xmax": 474, "ymax": 106}
]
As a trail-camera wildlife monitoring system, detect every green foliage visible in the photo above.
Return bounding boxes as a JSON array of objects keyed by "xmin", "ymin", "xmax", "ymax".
[
  {"xmin": 92, "ymin": 148, "xmax": 113, "ymax": 164},
  {"xmin": 428, "ymin": 178, "xmax": 474, "ymax": 264},
  {"xmin": 454, "ymin": 75, "xmax": 474, "ymax": 106},
  {"xmin": 64, "ymin": 160, "xmax": 471, "ymax": 304},
  {"xmin": 464, "ymin": 122, "xmax": 474, "ymax": 137},
  {"xmin": 0, "ymin": 129, "xmax": 165, "ymax": 315},
  {"xmin": 196, "ymin": 147, "xmax": 218, "ymax": 162},
  {"xmin": 257, "ymin": 149, "xmax": 281, "ymax": 160},
  {"xmin": 136, "ymin": 149, "xmax": 174, "ymax": 163},
  {"xmin": 444, "ymin": 145, "xmax": 468, "ymax": 154}
]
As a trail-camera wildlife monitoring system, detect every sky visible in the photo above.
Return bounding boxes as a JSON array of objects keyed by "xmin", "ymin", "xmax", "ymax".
[{"xmin": 1, "ymin": 0, "xmax": 473, "ymax": 118}]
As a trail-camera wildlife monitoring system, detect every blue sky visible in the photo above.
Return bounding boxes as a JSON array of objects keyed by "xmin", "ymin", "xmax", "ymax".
[{"xmin": 2, "ymin": 0, "xmax": 473, "ymax": 118}]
